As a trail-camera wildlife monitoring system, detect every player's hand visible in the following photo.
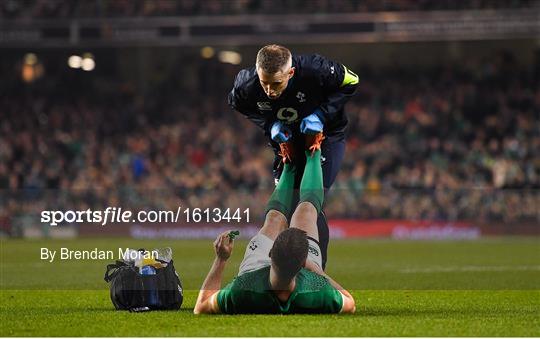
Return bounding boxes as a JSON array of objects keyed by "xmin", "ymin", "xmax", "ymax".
[
  {"xmin": 214, "ymin": 230, "xmax": 234, "ymax": 260},
  {"xmin": 270, "ymin": 121, "xmax": 291, "ymax": 143},
  {"xmin": 300, "ymin": 112, "xmax": 323, "ymax": 135}
]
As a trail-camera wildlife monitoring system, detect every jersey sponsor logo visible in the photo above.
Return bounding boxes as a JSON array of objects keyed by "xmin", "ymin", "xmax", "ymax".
[
  {"xmin": 296, "ymin": 91, "xmax": 306, "ymax": 103},
  {"xmin": 249, "ymin": 240, "xmax": 258, "ymax": 251},
  {"xmin": 308, "ymin": 245, "xmax": 319, "ymax": 257},
  {"xmin": 257, "ymin": 102, "xmax": 272, "ymax": 111},
  {"xmin": 276, "ymin": 107, "xmax": 299, "ymax": 123}
]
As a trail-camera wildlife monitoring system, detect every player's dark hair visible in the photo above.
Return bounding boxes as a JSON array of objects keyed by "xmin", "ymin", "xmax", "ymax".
[
  {"xmin": 269, "ymin": 228, "xmax": 308, "ymax": 281},
  {"xmin": 256, "ymin": 44, "xmax": 292, "ymax": 74}
]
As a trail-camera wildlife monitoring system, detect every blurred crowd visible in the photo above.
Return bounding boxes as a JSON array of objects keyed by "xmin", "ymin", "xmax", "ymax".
[
  {"xmin": 331, "ymin": 51, "xmax": 539, "ymax": 222},
  {"xmin": 1, "ymin": 0, "xmax": 537, "ymax": 18},
  {"xmin": 0, "ymin": 49, "xmax": 539, "ymax": 236}
]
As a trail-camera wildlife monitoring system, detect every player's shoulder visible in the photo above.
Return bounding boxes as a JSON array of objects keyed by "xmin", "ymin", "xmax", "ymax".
[
  {"xmin": 233, "ymin": 66, "xmax": 258, "ymax": 89},
  {"xmin": 292, "ymin": 269, "xmax": 343, "ymax": 314},
  {"xmin": 294, "ymin": 54, "xmax": 338, "ymax": 76},
  {"xmin": 297, "ymin": 268, "xmax": 333, "ymax": 290}
]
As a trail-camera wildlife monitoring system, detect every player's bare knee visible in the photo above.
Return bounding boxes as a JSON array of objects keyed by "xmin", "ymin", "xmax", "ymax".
[
  {"xmin": 265, "ymin": 210, "xmax": 287, "ymax": 228},
  {"xmin": 259, "ymin": 210, "xmax": 288, "ymax": 240},
  {"xmin": 296, "ymin": 201, "xmax": 317, "ymax": 215},
  {"xmin": 290, "ymin": 202, "xmax": 318, "ymax": 239}
]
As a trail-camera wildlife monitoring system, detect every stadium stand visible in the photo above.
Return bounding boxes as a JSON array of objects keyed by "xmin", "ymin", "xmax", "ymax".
[
  {"xmin": 1, "ymin": 0, "xmax": 538, "ymax": 18},
  {"xmin": 1, "ymin": 48, "xmax": 538, "ymax": 236}
]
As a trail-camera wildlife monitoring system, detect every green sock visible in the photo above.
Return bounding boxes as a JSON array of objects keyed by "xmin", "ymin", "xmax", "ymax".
[
  {"xmin": 265, "ymin": 163, "xmax": 296, "ymax": 217},
  {"xmin": 299, "ymin": 150, "xmax": 324, "ymax": 213}
]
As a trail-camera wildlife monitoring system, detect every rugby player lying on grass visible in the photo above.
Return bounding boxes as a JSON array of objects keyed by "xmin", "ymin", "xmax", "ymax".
[{"xmin": 194, "ymin": 133, "xmax": 355, "ymax": 314}]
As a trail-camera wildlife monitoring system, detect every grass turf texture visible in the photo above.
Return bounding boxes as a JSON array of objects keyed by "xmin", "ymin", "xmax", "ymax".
[{"xmin": 1, "ymin": 237, "xmax": 539, "ymax": 336}]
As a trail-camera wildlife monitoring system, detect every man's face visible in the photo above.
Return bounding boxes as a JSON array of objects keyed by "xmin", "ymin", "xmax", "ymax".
[{"xmin": 257, "ymin": 66, "xmax": 295, "ymax": 100}]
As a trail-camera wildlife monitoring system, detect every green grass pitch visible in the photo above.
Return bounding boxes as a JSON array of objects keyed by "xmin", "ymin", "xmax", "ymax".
[{"xmin": 1, "ymin": 237, "xmax": 539, "ymax": 336}]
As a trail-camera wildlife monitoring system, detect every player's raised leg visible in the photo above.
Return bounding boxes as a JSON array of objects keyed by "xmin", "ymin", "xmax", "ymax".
[
  {"xmin": 290, "ymin": 150, "xmax": 324, "ymax": 237},
  {"xmin": 260, "ymin": 161, "xmax": 296, "ymax": 240},
  {"xmin": 290, "ymin": 142, "xmax": 325, "ymax": 270},
  {"xmin": 238, "ymin": 162, "xmax": 296, "ymax": 275}
]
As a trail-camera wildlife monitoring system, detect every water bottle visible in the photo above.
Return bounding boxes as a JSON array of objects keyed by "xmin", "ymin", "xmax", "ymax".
[{"xmin": 140, "ymin": 265, "xmax": 159, "ymax": 307}]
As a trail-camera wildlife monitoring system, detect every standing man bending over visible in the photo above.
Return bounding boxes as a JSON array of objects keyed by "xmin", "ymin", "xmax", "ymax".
[{"xmin": 229, "ymin": 44, "xmax": 359, "ymax": 269}]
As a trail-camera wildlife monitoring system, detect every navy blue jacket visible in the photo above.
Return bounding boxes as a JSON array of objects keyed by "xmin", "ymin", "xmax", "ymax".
[{"xmin": 228, "ymin": 54, "xmax": 359, "ymax": 144}]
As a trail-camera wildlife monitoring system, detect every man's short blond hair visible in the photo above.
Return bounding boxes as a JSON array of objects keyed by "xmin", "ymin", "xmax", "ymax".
[{"xmin": 256, "ymin": 44, "xmax": 292, "ymax": 74}]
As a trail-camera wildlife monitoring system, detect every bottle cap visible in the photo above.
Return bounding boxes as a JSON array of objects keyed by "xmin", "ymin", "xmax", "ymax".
[{"xmin": 228, "ymin": 230, "xmax": 240, "ymax": 240}]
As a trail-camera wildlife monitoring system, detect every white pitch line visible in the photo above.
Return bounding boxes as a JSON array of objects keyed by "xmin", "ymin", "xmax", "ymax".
[{"xmin": 399, "ymin": 265, "xmax": 540, "ymax": 273}]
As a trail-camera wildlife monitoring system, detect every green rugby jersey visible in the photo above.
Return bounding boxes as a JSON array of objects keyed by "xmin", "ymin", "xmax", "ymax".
[{"xmin": 217, "ymin": 266, "xmax": 343, "ymax": 314}]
